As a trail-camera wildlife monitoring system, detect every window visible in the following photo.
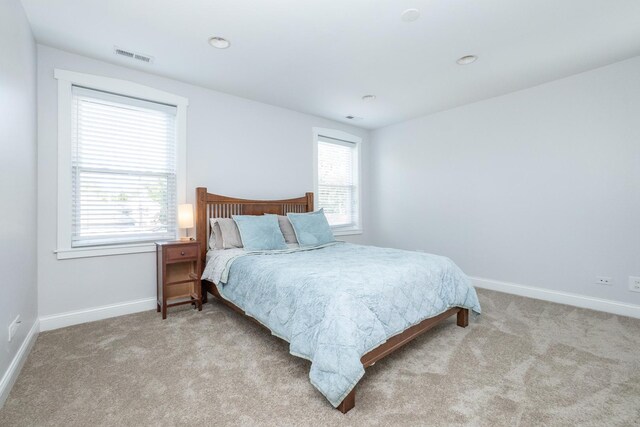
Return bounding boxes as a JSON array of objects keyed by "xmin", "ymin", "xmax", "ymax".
[
  {"xmin": 71, "ymin": 87, "xmax": 177, "ymax": 247},
  {"xmin": 55, "ymin": 70, "xmax": 187, "ymax": 259},
  {"xmin": 313, "ymin": 128, "xmax": 361, "ymax": 234}
]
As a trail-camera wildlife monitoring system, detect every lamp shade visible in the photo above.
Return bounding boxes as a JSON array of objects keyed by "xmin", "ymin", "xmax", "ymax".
[{"xmin": 178, "ymin": 204, "xmax": 194, "ymax": 229}]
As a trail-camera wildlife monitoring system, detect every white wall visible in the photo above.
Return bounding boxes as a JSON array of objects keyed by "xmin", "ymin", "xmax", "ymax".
[
  {"xmin": 37, "ymin": 45, "xmax": 370, "ymax": 322},
  {"xmin": 0, "ymin": 0, "xmax": 38, "ymax": 405},
  {"xmin": 370, "ymin": 56, "xmax": 640, "ymax": 306}
]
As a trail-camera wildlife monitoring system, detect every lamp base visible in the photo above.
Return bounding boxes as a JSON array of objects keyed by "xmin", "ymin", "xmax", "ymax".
[{"xmin": 179, "ymin": 236, "xmax": 191, "ymax": 241}]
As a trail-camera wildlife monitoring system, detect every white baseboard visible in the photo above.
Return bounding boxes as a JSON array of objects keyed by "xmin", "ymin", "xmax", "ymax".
[
  {"xmin": 39, "ymin": 297, "xmax": 157, "ymax": 332},
  {"xmin": 471, "ymin": 276, "xmax": 640, "ymax": 319},
  {"xmin": 0, "ymin": 319, "xmax": 40, "ymax": 408}
]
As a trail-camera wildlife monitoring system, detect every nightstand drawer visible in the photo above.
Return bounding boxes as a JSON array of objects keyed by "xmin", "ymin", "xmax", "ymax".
[{"xmin": 165, "ymin": 245, "xmax": 198, "ymax": 263}]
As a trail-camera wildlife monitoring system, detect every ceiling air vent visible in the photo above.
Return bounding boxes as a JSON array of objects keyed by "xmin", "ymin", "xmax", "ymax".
[
  {"xmin": 114, "ymin": 46, "xmax": 154, "ymax": 64},
  {"xmin": 134, "ymin": 54, "xmax": 152, "ymax": 63}
]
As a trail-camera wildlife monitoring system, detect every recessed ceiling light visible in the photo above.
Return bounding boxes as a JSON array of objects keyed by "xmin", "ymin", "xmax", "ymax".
[
  {"xmin": 456, "ymin": 55, "xmax": 478, "ymax": 65},
  {"xmin": 208, "ymin": 37, "xmax": 230, "ymax": 49},
  {"xmin": 362, "ymin": 94, "xmax": 376, "ymax": 102},
  {"xmin": 401, "ymin": 8, "xmax": 420, "ymax": 22}
]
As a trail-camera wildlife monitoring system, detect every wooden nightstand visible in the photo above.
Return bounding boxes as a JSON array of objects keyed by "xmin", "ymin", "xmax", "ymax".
[{"xmin": 156, "ymin": 241, "xmax": 202, "ymax": 319}]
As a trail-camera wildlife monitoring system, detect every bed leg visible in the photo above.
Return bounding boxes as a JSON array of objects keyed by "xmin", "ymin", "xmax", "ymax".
[
  {"xmin": 201, "ymin": 281, "xmax": 208, "ymax": 304},
  {"xmin": 457, "ymin": 308, "xmax": 469, "ymax": 328},
  {"xmin": 337, "ymin": 389, "xmax": 355, "ymax": 414}
]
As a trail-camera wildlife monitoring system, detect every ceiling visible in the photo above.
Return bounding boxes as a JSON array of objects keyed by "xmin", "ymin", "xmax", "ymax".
[{"xmin": 21, "ymin": 0, "xmax": 640, "ymax": 129}]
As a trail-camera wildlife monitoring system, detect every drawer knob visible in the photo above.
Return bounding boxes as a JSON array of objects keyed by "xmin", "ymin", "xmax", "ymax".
[{"xmin": 180, "ymin": 251, "xmax": 185, "ymax": 256}]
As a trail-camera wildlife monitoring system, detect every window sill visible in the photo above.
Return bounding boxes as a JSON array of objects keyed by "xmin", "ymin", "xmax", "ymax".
[
  {"xmin": 55, "ymin": 242, "xmax": 157, "ymax": 260},
  {"xmin": 333, "ymin": 228, "xmax": 363, "ymax": 237}
]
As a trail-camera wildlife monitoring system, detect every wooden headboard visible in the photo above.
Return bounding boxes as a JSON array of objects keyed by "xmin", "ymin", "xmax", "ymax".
[{"xmin": 195, "ymin": 187, "xmax": 314, "ymax": 262}]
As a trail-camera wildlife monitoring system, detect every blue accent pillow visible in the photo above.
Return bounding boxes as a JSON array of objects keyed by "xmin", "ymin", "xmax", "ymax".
[
  {"xmin": 287, "ymin": 209, "xmax": 335, "ymax": 247},
  {"xmin": 232, "ymin": 215, "xmax": 287, "ymax": 251}
]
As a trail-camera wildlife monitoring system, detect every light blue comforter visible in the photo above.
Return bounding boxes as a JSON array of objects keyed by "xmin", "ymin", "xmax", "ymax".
[{"xmin": 204, "ymin": 242, "xmax": 481, "ymax": 407}]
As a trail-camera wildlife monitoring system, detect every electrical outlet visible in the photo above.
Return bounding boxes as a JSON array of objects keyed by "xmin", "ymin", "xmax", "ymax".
[
  {"xmin": 596, "ymin": 276, "xmax": 613, "ymax": 286},
  {"xmin": 629, "ymin": 276, "xmax": 640, "ymax": 293},
  {"xmin": 8, "ymin": 315, "xmax": 21, "ymax": 342}
]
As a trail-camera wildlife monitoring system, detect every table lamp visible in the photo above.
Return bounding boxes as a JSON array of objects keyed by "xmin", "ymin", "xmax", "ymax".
[{"xmin": 178, "ymin": 203, "xmax": 194, "ymax": 241}]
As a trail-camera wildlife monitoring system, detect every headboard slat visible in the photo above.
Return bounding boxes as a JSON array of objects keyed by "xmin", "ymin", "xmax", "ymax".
[{"xmin": 195, "ymin": 187, "xmax": 314, "ymax": 265}]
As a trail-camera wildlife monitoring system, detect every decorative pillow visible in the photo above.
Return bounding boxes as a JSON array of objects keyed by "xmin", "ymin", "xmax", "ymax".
[
  {"xmin": 287, "ymin": 209, "xmax": 335, "ymax": 247},
  {"xmin": 208, "ymin": 218, "xmax": 223, "ymax": 250},
  {"xmin": 265, "ymin": 214, "xmax": 298, "ymax": 244},
  {"xmin": 216, "ymin": 218, "xmax": 243, "ymax": 249},
  {"xmin": 232, "ymin": 215, "xmax": 287, "ymax": 251}
]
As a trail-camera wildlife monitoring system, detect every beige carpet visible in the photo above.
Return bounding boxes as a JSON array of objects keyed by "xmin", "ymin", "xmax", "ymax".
[{"xmin": 1, "ymin": 289, "xmax": 639, "ymax": 426}]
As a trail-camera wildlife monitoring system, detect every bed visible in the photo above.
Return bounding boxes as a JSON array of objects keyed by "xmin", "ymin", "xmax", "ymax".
[{"xmin": 195, "ymin": 187, "xmax": 481, "ymax": 413}]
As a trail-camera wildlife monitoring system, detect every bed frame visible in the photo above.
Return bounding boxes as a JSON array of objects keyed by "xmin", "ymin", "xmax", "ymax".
[{"xmin": 195, "ymin": 187, "xmax": 469, "ymax": 413}]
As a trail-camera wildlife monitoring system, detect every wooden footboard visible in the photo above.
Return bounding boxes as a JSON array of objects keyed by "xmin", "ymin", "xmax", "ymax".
[{"xmin": 337, "ymin": 306, "xmax": 468, "ymax": 413}]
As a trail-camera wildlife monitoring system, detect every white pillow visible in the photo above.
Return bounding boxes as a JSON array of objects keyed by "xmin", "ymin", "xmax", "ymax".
[
  {"xmin": 208, "ymin": 218, "xmax": 224, "ymax": 250},
  {"xmin": 216, "ymin": 218, "xmax": 243, "ymax": 249}
]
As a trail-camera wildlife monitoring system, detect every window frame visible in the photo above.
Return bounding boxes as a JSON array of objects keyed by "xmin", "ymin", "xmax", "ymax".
[
  {"xmin": 312, "ymin": 127, "xmax": 362, "ymax": 236},
  {"xmin": 55, "ymin": 69, "xmax": 188, "ymax": 259}
]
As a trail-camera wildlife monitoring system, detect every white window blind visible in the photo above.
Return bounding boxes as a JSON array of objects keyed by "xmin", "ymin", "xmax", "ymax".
[
  {"xmin": 317, "ymin": 135, "xmax": 359, "ymax": 229},
  {"xmin": 71, "ymin": 86, "xmax": 177, "ymax": 247}
]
